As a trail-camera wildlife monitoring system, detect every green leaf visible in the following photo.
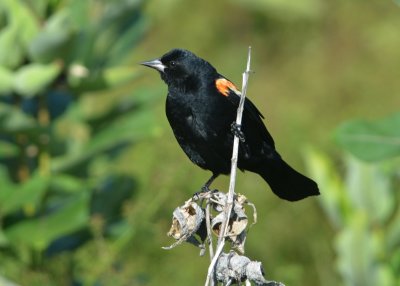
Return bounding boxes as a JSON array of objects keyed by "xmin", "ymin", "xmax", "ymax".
[
  {"xmin": 0, "ymin": 66, "xmax": 13, "ymax": 95},
  {"xmin": 69, "ymin": 66, "xmax": 140, "ymax": 92},
  {"xmin": 0, "ymin": 165, "xmax": 14, "ymax": 193},
  {"xmin": 0, "ymin": 229, "xmax": 9, "ymax": 246},
  {"xmin": 345, "ymin": 156, "xmax": 394, "ymax": 224},
  {"xmin": 50, "ymin": 174, "xmax": 86, "ymax": 193},
  {"xmin": 375, "ymin": 265, "xmax": 396, "ymax": 286},
  {"xmin": 387, "ymin": 208, "xmax": 400, "ymax": 250},
  {"xmin": 28, "ymin": 10, "xmax": 73, "ymax": 63},
  {"xmin": 83, "ymin": 109, "xmax": 156, "ymax": 152},
  {"xmin": 0, "ymin": 103, "xmax": 38, "ymax": 132},
  {"xmin": 13, "ymin": 62, "xmax": 62, "ymax": 97},
  {"xmin": 11, "ymin": 0, "xmax": 40, "ymax": 48},
  {"xmin": 66, "ymin": 0, "xmax": 90, "ymax": 29},
  {"xmin": 4, "ymin": 192, "xmax": 90, "ymax": 251},
  {"xmin": 0, "ymin": 25, "xmax": 24, "ymax": 69},
  {"xmin": 335, "ymin": 112, "xmax": 400, "ymax": 162},
  {"xmin": 25, "ymin": 0, "xmax": 48, "ymax": 19},
  {"xmin": 0, "ymin": 173, "xmax": 49, "ymax": 216},
  {"xmin": 0, "ymin": 140, "xmax": 19, "ymax": 157},
  {"xmin": 51, "ymin": 109, "xmax": 157, "ymax": 172},
  {"xmin": 103, "ymin": 66, "xmax": 141, "ymax": 86},
  {"xmin": 335, "ymin": 213, "xmax": 381, "ymax": 286},
  {"xmin": 0, "ymin": 0, "xmax": 40, "ymax": 66},
  {"xmin": 107, "ymin": 16, "xmax": 148, "ymax": 66},
  {"xmin": 304, "ymin": 148, "xmax": 350, "ymax": 227}
]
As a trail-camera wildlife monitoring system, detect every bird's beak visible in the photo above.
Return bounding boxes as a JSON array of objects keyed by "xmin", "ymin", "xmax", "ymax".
[{"xmin": 140, "ymin": 59, "xmax": 166, "ymax": 72}]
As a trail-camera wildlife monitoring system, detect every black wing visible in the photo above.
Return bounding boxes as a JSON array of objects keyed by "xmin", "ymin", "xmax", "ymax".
[{"xmin": 215, "ymin": 76, "xmax": 275, "ymax": 148}]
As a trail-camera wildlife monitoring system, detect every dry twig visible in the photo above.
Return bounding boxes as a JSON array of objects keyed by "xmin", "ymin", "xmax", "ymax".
[{"xmin": 205, "ymin": 46, "xmax": 252, "ymax": 286}]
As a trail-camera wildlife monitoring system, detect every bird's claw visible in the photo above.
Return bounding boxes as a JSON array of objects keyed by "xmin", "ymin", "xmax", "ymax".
[
  {"xmin": 193, "ymin": 174, "xmax": 218, "ymax": 200},
  {"xmin": 231, "ymin": 122, "xmax": 245, "ymax": 142},
  {"xmin": 192, "ymin": 192, "xmax": 201, "ymax": 200},
  {"xmin": 192, "ymin": 186, "xmax": 212, "ymax": 200}
]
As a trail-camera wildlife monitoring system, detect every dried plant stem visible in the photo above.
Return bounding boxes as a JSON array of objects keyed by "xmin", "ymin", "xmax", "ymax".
[
  {"xmin": 205, "ymin": 47, "xmax": 252, "ymax": 286},
  {"xmin": 205, "ymin": 203, "xmax": 214, "ymax": 260}
]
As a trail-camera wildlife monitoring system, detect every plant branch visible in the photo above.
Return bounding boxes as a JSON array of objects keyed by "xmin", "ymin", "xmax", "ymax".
[
  {"xmin": 205, "ymin": 202, "xmax": 214, "ymax": 259},
  {"xmin": 205, "ymin": 46, "xmax": 252, "ymax": 286}
]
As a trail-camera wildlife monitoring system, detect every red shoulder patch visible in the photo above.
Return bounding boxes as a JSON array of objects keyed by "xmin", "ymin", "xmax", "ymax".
[{"xmin": 215, "ymin": 78, "xmax": 240, "ymax": 97}]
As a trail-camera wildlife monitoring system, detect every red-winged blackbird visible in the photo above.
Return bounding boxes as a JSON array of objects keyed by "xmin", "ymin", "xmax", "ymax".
[{"xmin": 141, "ymin": 49, "xmax": 319, "ymax": 201}]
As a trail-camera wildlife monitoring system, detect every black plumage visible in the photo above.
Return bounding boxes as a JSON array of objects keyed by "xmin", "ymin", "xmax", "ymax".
[{"xmin": 141, "ymin": 49, "xmax": 319, "ymax": 201}]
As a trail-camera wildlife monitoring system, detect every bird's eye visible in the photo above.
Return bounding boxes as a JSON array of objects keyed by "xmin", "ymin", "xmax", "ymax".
[{"xmin": 169, "ymin": 61, "xmax": 177, "ymax": 68}]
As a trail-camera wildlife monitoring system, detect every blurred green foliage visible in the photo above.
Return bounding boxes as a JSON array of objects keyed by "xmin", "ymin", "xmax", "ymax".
[
  {"xmin": 0, "ymin": 0, "xmax": 399, "ymax": 285},
  {"xmin": 335, "ymin": 112, "xmax": 400, "ymax": 162},
  {"xmin": 306, "ymin": 112, "xmax": 400, "ymax": 286},
  {"xmin": 0, "ymin": 0, "xmax": 160, "ymax": 285}
]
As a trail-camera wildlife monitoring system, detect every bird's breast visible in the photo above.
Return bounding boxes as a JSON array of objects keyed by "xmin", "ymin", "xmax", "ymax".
[{"xmin": 166, "ymin": 93, "xmax": 222, "ymax": 141}]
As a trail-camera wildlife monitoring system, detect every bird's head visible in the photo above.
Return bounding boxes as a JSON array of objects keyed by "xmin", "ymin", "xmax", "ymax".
[{"xmin": 141, "ymin": 49, "xmax": 216, "ymax": 90}]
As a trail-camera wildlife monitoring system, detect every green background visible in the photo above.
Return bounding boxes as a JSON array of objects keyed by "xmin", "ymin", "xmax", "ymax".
[{"xmin": 0, "ymin": 0, "xmax": 399, "ymax": 285}]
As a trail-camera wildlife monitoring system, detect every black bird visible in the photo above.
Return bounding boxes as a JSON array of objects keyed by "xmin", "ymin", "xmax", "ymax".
[{"xmin": 141, "ymin": 49, "xmax": 319, "ymax": 201}]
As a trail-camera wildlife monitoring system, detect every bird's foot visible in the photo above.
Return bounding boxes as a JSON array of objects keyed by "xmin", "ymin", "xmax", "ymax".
[
  {"xmin": 201, "ymin": 184, "xmax": 210, "ymax": 193},
  {"xmin": 231, "ymin": 122, "xmax": 245, "ymax": 142},
  {"xmin": 192, "ymin": 189, "xmax": 219, "ymax": 204},
  {"xmin": 192, "ymin": 174, "xmax": 218, "ymax": 201},
  {"xmin": 192, "ymin": 185, "xmax": 211, "ymax": 201}
]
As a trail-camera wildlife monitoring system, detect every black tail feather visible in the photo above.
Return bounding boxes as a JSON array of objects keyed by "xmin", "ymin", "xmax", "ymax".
[{"xmin": 258, "ymin": 158, "xmax": 319, "ymax": 201}]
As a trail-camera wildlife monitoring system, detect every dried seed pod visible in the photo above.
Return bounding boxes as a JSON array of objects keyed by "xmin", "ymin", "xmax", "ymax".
[
  {"xmin": 163, "ymin": 200, "xmax": 205, "ymax": 250},
  {"xmin": 236, "ymin": 193, "xmax": 248, "ymax": 205},
  {"xmin": 211, "ymin": 212, "xmax": 226, "ymax": 236},
  {"xmin": 227, "ymin": 203, "xmax": 248, "ymax": 253},
  {"xmin": 215, "ymin": 252, "xmax": 252, "ymax": 284},
  {"xmin": 210, "ymin": 191, "xmax": 227, "ymax": 212},
  {"xmin": 211, "ymin": 200, "xmax": 249, "ymax": 247},
  {"xmin": 237, "ymin": 193, "xmax": 258, "ymax": 227},
  {"xmin": 215, "ymin": 251, "xmax": 285, "ymax": 286},
  {"xmin": 231, "ymin": 203, "xmax": 248, "ymax": 235},
  {"xmin": 230, "ymin": 229, "xmax": 247, "ymax": 254}
]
